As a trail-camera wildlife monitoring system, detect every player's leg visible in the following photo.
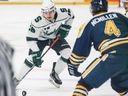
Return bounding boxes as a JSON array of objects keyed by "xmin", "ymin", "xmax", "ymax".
[
  {"xmin": 49, "ymin": 39, "xmax": 71, "ymax": 87},
  {"xmin": 72, "ymin": 53, "xmax": 127, "ymax": 96},
  {"xmin": 111, "ymin": 58, "xmax": 128, "ymax": 96},
  {"xmin": 111, "ymin": 75, "xmax": 128, "ymax": 96},
  {"xmin": 49, "ymin": 62, "xmax": 63, "ymax": 88},
  {"xmin": 14, "ymin": 40, "xmax": 48, "ymax": 86},
  {"xmin": 14, "ymin": 49, "xmax": 39, "ymax": 86}
]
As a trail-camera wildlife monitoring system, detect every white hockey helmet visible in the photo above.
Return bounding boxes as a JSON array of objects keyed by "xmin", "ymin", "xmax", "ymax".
[
  {"xmin": 41, "ymin": 0, "xmax": 56, "ymax": 12},
  {"xmin": 122, "ymin": 0, "xmax": 128, "ymax": 3}
]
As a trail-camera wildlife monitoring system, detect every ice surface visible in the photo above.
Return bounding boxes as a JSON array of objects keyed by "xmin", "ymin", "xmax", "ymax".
[{"xmin": 0, "ymin": 4, "xmax": 125, "ymax": 96}]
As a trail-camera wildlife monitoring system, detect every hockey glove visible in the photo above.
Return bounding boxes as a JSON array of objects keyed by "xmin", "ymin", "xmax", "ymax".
[
  {"xmin": 67, "ymin": 60, "xmax": 81, "ymax": 77},
  {"xmin": 31, "ymin": 51, "xmax": 43, "ymax": 67},
  {"xmin": 56, "ymin": 24, "xmax": 71, "ymax": 39}
]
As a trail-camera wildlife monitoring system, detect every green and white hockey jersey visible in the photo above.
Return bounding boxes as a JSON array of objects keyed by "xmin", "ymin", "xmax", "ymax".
[{"xmin": 26, "ymin": 8, "xmax": 74, "ymax": 51}]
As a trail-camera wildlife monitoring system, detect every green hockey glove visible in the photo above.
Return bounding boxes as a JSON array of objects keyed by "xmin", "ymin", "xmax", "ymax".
[
  {"xmin": 31, "ymin": 51, "xmax": 43, "ymax": 67},
  {"xmin": 56, "ymin": 24, "xmax": 71, "ymax": 39}
]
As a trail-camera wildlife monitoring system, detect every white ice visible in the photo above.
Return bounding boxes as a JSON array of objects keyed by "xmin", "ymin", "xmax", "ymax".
[{"xmin": 0, "ymin": 4, "xmax": 125, "ymax": 96}]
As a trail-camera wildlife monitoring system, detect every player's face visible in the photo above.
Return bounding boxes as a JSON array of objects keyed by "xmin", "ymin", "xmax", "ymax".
[
  {"xmin": 43, "ymin": 10, "xmax": 55, "ymax": 21},
  {"xmin": 123, "ymin": 2, "xmax": 128, "ymax": 11}
]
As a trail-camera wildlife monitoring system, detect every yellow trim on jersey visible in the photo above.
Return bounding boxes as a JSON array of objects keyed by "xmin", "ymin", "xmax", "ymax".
[
  {"xmin": 76, "ymin": 84, "xmax": 88, "ymax": 92},
  {"xmin": 77, "ymin": 22, "xmax": 86, "ymax": 38},
  {"xmin": 71, "ymin": 53, "xmax": 86, "ymax": 59},
  {"xmin": 82, "ymin": 58, "xmax": 101, "ymax": 78},
  {"xmin": 73, "ymin": 92, "xmax": 85, "ymax": 96},
  {"xmin": 69, "ymin": 59, "xmax": 81, "ymax": 65},
  {"xmin": 119, "ymin": 91, "xmax": 127, "ymax": 96},
  {"xmin": 102, "ymin": 54, "xmax": 109, "ymax": 61},
  {"xmin": 100, "ymin": 40, "xmax": 128, "ymax": 53},
  {"xmin": 98, "ymin": 39, "xmax": 110, "ymax": 50},
  {"xmin": 82, "ymin": 54, "xmax": 108, "ymax": 78}
]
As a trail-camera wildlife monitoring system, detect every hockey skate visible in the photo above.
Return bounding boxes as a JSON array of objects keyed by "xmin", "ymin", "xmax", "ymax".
[{"xmin": 48, "ymin": 62, "xmax": 62, "ymax": 88}]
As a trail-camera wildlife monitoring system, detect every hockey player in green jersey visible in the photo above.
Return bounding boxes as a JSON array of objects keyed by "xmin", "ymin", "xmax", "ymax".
[
  {"xmin": 14, "ymin": 0, "xmax": 74, "ymax": 88},
  {"xmin": 67, "ymin": 0, "xmax": 128, "ymax": 96}
]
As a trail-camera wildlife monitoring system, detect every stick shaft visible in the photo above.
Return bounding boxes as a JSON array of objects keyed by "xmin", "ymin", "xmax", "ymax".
[{"xmin": 41, "ymin": 35, "xmax": 60, "ymax": 58}]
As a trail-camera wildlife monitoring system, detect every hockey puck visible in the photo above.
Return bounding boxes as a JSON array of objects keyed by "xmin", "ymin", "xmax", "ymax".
[{"xmin": 22, "ymin": 90, "xmax": 27, "ymax": 96}]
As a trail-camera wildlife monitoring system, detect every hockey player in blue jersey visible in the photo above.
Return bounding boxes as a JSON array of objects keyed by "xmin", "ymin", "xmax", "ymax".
[{"xmin": 67, "ymin": 0, "xmax": 128, "ymax": 96}]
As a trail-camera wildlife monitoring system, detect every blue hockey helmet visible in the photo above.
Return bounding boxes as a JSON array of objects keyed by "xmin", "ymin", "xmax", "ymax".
[{"xmin": 90, "ymin": 0, "xmax": 108, "ymax": 15}]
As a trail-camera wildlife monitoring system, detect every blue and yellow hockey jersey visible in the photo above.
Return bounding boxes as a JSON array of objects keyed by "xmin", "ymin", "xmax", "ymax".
[{"xmin": 70, "ymin": 12, "xmax": 128, "ymax": 65}]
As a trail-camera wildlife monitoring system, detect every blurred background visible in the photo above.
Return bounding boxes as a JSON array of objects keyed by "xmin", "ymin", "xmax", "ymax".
[{"xmin": 0, "ymin": 0, "xmax": 121, "ymax": 6}]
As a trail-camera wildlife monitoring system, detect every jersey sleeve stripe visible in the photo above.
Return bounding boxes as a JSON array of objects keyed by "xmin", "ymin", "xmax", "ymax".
[
  {"xmin": 26, "ymin": 37, "xmax": 38, "ymax": 41},
  {"xmin": 100, "ymin": 39, "xmax": 128, "ymax": 54},
  {"xmin": 71, "ymin": 53, "xmax": 86, "ymax": 59},
  {"xmin": 98, "ymin": 39, "xmax": 110, "ymax": 50},
  {"xmin": 69, "ymin": 59, "xmax": 84, "ymax": 65}
]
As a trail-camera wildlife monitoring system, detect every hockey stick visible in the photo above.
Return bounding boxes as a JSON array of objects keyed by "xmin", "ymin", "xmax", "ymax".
[
  {"xmin": 41, "ymin": 34, "xmax": 60, "ymax": 59},
  {"xmin": 17, "ymin": 35, "xmax": 60, "ymax": 85}
]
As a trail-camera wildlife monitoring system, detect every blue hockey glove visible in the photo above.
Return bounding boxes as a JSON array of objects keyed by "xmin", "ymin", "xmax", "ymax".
[
  {"xmin": 56, "ymin": 24, "xmax": 71, "ymax": 39},
  {"xmin": 31, "ymin": 51, "xmax": 43, "ymax": 67},
  {"xmin": 67, "ymin": 60, "xmax": 81, "ymax": 77}
]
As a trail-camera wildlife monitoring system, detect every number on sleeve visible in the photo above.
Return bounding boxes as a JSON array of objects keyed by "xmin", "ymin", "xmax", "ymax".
[
  {"xmin": 34, "ymin": 16, "xmax": 42, "ymax": 22},
  {"xmin": 60, "ymin": 8, "xmax": 72, "ymax": 17},
  {"xmin": 29, "ymin": 25, "xmax": 35, "ymax": 33},
  {"xmin": 60, "ymin": 8, "xmax": 68, "ymax": 12}
]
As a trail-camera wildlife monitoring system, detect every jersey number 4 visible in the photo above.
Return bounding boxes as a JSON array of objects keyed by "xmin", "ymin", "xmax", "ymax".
[{"xmin": 105, "ymin": 20, "xmax": 121, "ymax": 37}]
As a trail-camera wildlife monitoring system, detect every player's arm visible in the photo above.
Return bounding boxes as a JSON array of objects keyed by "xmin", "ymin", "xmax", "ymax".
[
  {"xmin": 26, "ymin": 22, "xmax": 40, "ymax": 51},
  {"xmin": 26, "ymin": 19, "xmax": 43, "ymax": 67},
  {"xmin": 67, "ymin": 23, "xmax": 92, "ymax": 77},
  {"xmin": 26, "ymin": 15, "xmax": 43, "ymax": 51},
  {"xmin": 65, "ymin": 8, "xmax": 75, "ymax": 25},
  {"xmin": 56, "ymin": 8, "xmax": 75, "ymax": 39},
  {"xmin": 117, "ymin": 12, "xmax": 128, "ymax": 24}
]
